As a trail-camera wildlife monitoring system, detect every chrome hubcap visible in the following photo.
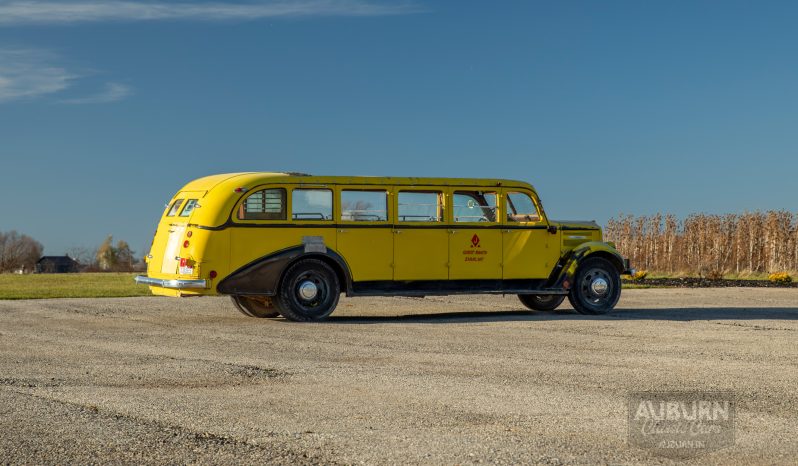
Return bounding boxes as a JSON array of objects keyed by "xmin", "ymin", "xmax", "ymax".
[
  {"xmin": 590, "ymin": 277, "xmax": 609, "ymax": 296},
  {"xmin": 298, "ymin": 280, "xmax": 318, "ymax": 300}
]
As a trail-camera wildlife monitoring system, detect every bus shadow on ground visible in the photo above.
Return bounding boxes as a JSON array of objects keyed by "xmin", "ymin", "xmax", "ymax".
[{"xmin": 324, "ymin": 307, "xmax": 798, "ymax": 324}]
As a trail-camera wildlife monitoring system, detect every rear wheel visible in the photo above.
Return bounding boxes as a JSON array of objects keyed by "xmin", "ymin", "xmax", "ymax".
[
  {"xmin": 231, "ymin": 295, "xmax": 281, "ymax": 318},
  {"xmin": 274, "ymin": 259, "xmax": 340, "ymax": 322},
  {"xmin": 518, "ymin": 294, "xmax": 566, "ymax": 311},
  {"xmin": 568, "ymin": 257, "xmax": 621, "ymax": 315}
]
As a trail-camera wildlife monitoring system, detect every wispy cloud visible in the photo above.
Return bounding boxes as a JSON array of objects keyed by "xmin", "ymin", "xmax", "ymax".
[
  {"xmin": 0, "ymin": 48, "xmax": 131, "ymax": 104},
  {"xmin": 0, "ymin": 48, "xmax": 76, "ymax": 102},
  {"xmin": 0, "ymin": 1, "xmax": 422, "ymax": 25},
  {"xmin": 60, "ymin": 82, "xmax": 132, "ymax": 104}
]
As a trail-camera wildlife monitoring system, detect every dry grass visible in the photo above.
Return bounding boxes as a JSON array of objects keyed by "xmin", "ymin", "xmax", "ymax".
[{"xmin": 606, "ymin": 211, "xmax": 798, "ymax": 276}]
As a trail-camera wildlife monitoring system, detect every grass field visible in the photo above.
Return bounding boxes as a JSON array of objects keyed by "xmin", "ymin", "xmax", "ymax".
[{"xmin": 0, "ymin": 273, "xmax": 151, "ymax": 300}]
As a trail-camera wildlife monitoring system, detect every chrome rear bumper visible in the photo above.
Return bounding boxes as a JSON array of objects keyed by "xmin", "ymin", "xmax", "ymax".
[{"xmin": 135, "ymin": 275, "xmax": 208, "ymax": 289}]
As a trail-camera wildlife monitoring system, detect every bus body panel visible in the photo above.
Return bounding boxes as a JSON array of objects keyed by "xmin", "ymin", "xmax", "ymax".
[
  {"xmin": 448, "ymin": 228, "xmax": 503, "ymax": 280},
  {"xmin": 393, "ymin": 228, "xmax": 448, "ymax": 280},
  {"xmin": 501, "ymin": 227, "xmax": 560, "ymax": 279},
  {"xmin": 138, "ymin": 172, "xmax": 631, "ymax": 300},
  {"xmin": 392, "ymin": 185, "xmax": 449, "ymax": 280},
  {"xmin": 336, "ymin": 227, "xmax": 393, "ymax": 281}
]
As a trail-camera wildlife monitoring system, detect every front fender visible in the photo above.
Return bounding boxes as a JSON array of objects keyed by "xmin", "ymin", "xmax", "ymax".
[{"xmin": 547, "ymin": 242, "xmax": 629, "ymax": 290}]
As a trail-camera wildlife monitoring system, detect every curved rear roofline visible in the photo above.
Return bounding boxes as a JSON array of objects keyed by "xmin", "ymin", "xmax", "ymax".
[{"xmin": 184, "ymin": 172, "xmax": 536, "ymax": 194}]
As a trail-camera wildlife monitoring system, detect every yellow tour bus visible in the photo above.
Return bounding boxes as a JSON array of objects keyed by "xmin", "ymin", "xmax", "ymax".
[{"xmin": 136, "ymin": 172, "xmax": 632, "ymax": 321}]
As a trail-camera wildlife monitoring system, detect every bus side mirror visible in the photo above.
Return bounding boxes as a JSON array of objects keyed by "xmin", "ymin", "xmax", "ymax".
[{"xmin": 547, "ymin": 225, "xmax": 558, "ymax": 234}]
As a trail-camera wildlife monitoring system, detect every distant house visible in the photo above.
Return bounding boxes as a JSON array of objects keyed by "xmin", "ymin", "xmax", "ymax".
[{"xmin": 36, "ymin": 256, "xmax": 80, "ymax": 274}]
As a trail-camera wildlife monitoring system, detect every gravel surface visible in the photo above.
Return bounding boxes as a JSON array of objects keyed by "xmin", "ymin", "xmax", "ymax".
[{"xmin": 1, "ymin": 289, "xmax": 797, "ymax": 464}]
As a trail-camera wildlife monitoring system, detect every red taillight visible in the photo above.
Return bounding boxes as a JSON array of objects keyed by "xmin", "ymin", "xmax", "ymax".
[
  {"xmin": 209, "ymin": 270, "xmax": 217, "ymax": 279},
  {"xmin": 183, "ymin": 240, "xmax": 190, "ymax": 248},
  {"xmin": 234, "ymin": 187, "xmax": 248, "ymax": 193}
]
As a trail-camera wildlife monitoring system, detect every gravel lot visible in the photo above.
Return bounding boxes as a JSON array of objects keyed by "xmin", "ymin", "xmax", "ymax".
[{"xmin": 1, "ymin": 289, "xmax": 797, "ymax": 464}]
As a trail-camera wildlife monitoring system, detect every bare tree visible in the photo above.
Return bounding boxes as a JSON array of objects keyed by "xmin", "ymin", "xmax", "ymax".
[
  {"xmin": 115, "ymin": 240, "xmax": 135, "ymax": 271},
  {"xmin": 65, "ymin": 246, "xmax": 97, "ymax": 270},
  {"xmin": 0, "ymin": 231, "xmax": 44, "ymax": 273}
]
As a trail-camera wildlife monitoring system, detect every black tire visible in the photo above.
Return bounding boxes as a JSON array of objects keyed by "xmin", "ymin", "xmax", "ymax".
[
  {"xmin": 518, "ymin": 294, "xmax": 566, "ymax": 311},
  {"xmin": 567, "ymin": 257, "xmax": 621, "ymax": 315},
  {"xmin": 231, "ymin": 295, "xmax": 281, "ymax": 318},
  {"xmin": 274, "ymin": 259, "xmax": 340, "ymax": 322}
]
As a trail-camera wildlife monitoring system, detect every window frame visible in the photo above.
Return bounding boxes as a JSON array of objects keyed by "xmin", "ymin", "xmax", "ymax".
[
  {"xmin": 290, "ymin": 187, "xmax": 334, "ymax": 222},
  {"xmin": 179, "ymin": 199, "xmax": 199, "ymax": 218},
  {"xmin": 504, "ymin": 191, "xmax": 542, "ymax": 224},
  {"xmin": 449, "ymin": 188, "xmax": 500, "ymax": 225},
  {"xmin": 337, "ymin": 187, "xmax": 391, "ymax": 224},
  {"xmin": 501, "ymin": 189, "xmax": 546, "ymax": 225},
  {"xmin": 234, "ymin": 187, "xmax": 288, "ymax": 222},
  {"xmin": 396, "ymin": 188, "xmax": 445, "ymax": 224},
  {"xmin": 166, "ymin": 199, "xmax": 184, "ymax": 217}
]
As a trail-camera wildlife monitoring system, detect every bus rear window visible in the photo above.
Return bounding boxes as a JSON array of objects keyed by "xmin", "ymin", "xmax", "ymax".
[
  {"xmin": 239, "ymin": 188, "xmax": 286, "ymax": 220},
  {"xmin": 166, "ymin": 199, "xmax": 184, "ymax": 217},
  {"xmin": 179, "ymin": 199, "xmax": 198, "ymax": 217}
]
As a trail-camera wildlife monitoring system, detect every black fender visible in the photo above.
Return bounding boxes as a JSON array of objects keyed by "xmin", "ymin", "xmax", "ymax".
[
  {"xmin": 217, "ymin": 246, "xmax": 353, "ymax": 296},
  {"xmin": 546, "ymin": 242, "xmax": 628, "ymax": 290}
]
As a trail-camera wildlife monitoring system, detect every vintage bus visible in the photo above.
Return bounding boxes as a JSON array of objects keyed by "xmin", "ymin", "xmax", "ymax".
[{"xmin": 136, "ymin": 173, "xmax": 632, "ymax": 321}]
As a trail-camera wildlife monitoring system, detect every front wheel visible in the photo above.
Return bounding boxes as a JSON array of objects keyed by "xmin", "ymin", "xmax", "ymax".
[
  {"xmin": 231, "ymin": 295, "xmax": 281, "ymax": 318},
  {"xmin": 274, "ymin": 259, "xmax": 340, "ymax": 322},
  {"xmin": 568, "ymin": 257, "xmax": 621, "ymax": 315},
  {"xmin": 518, "ymin": 294, "xmax": 566, "ymax": 311}
]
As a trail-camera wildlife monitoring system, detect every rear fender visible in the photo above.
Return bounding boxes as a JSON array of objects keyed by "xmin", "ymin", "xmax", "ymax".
[{"xmin": 217, "ymin": 246, "xmax": 353, "ymax": 296}]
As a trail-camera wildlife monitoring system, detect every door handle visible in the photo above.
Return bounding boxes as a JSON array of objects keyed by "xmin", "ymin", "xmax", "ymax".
[{"xmin": 394, "ymin": 230, "xmax": 402, "ymax": 234}]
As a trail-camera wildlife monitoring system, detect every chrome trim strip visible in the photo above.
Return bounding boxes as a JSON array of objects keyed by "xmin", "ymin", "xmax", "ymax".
[{"xmin": 135, "ymin": 275, "xmax": 208, "ymax": 289}]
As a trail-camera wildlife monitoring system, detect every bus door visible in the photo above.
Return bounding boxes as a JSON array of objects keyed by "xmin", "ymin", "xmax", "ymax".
[
  {"xmin": 501, "ymin": 189, "xmax": 559, "ymax": 279},
  {"xmin": 336, "ymin": 187, "xmax": 393, "ymax": 281},
  {"xmin": 393, "ymin": 188, "xmax": 448, "ymax": 280},
  {"xmin": 448, "ymin": 189, "xmax": 502, "ymax": 280}
]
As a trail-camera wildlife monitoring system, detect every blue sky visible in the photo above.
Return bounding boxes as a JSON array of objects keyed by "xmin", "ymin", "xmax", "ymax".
[{"xmin": 1, "ymin": 0, "xmax": 797, "ymax": 257}]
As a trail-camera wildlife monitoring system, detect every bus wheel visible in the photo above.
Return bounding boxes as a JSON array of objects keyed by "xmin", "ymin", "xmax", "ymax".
[
  {"xmin": 567, "ymin": 257, "xmax": 621, "ymax": 315},
  {"xmin": 275, "ymin": 259, "xmax": 340, "ymax": 322},
  {"xmin": 518, "ymin": 294, "xmax": 565, "ymax": 311},
  {"xmin": 231, "ymin": 295, "xmax": 281, "ymax": 318}
]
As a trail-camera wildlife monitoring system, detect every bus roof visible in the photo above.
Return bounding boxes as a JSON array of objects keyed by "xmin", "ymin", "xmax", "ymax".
[
  {"xmin": 174, "ymin": 172, "xmax": 540, "ymax": 228},
  {"xmin": 180, "ymin": 172, "xmax": 537, "ymax": 194}
]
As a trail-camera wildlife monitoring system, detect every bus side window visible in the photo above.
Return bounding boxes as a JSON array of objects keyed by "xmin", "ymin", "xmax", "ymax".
[
  {"xmin": 453, "ymin": 191, "xmax": 497, "ymax": 222},
  {"xmin": 341, "ymin": 190, "xmax": 388, "ymax": 222},
  {"xmin": 506, "ymin": 192, "xmax": 540, "ymax": 222},
  {"xmin": 238, "ymin": 188, "xmax": 286, "ymax": 220},
  {"xmin": 292, "ymin": 189, "xmax": 333, "ymax": 221},
  {"xmin": 398, "ymin": 191, "xmax": 443, "ymax": 222}
]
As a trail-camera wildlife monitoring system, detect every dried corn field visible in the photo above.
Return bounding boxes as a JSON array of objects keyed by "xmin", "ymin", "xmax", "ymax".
[{"xmin": 605, "ymin": 211, "xmax": 798, "ymax": 276}]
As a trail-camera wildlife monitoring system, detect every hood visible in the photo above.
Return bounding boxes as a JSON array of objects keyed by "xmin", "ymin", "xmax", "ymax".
[
  {"xmin": 551, "ymin": 220, "xmax": 601, "ymax": 230},
  {"xmin": 552, "ymin": 220, "xmax": 603, "ymax": 247}
]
